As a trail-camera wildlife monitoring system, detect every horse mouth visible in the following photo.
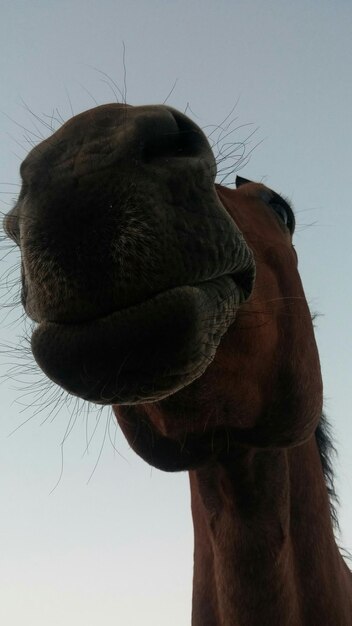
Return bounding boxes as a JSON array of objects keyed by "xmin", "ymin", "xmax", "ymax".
[{"xmin": 31, "ymin": 273, "xmax": 250, "ymax": 405}]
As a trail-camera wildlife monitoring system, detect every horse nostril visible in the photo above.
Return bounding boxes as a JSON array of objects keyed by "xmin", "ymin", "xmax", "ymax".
[
  {"xmin": 142, "ymin": 109, "xmax": 209, "ymax": 163},
  {"xmin": 142, "ymin": 126, "xmax": 182, "ymax": 162},
  {"xmin": 170, "ymin": 111, "xmax": 208, "ymax": 157}
]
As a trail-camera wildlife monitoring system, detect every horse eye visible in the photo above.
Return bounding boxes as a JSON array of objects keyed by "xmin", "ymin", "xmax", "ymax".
[{"xmin": 270, "ymin": 202, "xmax": 289, "ymax": 226}]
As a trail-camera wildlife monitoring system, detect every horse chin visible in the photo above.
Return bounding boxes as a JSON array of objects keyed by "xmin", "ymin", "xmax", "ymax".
[{"xmin": 30, "ymin": 275, "xmax": 245, "ymax": 405}]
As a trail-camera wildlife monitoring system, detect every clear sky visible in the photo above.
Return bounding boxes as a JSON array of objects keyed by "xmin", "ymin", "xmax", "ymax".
[{"xmin": 0, "ymin": 1, "xmax": 351, "ymax": 625}]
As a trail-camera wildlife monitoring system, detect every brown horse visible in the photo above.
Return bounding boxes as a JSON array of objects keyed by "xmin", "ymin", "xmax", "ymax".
[{"xmin": 3, "ymin": 103, "xmax": 352, "ymax": 625}]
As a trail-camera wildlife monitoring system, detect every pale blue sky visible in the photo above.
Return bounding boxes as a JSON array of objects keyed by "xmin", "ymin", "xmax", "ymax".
[{"xmin": 0, "ymin": 1, "xmax": 351, "ymax": 625}]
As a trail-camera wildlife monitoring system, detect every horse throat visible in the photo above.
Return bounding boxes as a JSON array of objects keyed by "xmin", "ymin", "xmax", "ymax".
[{"xmin": 189, "ymin": 438, "xmax": 350, "ymax": 626}]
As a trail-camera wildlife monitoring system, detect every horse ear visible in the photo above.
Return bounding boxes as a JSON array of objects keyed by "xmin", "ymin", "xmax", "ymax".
[{"xmin": 236, "ymin": 176, "xmax": 252, "ymax": 188}]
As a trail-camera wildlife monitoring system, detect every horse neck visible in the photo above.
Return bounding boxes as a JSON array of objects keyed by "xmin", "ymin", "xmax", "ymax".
[{"xmin": 189, "ymin": 436, "xmax": 352, "ymax": 626}]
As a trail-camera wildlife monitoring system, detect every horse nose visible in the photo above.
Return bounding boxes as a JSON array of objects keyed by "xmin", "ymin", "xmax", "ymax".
[
  {"xmin": 140, "ymin": 107, "xmax": 214, "ymax": 166},
  {"xmin": 18, "ymin": 104, "xmax": 216, "ymax": 184},
  {"xmin": 9, "ymin": 103, "xmax": 222, "ymax": 325}
]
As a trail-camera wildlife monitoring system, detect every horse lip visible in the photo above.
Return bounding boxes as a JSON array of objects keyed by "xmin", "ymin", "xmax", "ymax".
[
  {"xmin": 31, "ymin": 272, "xmax": 251, "ymax": 328},
  {"xmin": 30, "ymin": 273, "xmax": 251, "ymax": 405}
]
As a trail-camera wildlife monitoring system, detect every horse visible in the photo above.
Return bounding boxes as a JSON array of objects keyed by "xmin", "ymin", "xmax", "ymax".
[{"xmin": 3, "ymin": 103, "xmax": 352, "ymax": 625}]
